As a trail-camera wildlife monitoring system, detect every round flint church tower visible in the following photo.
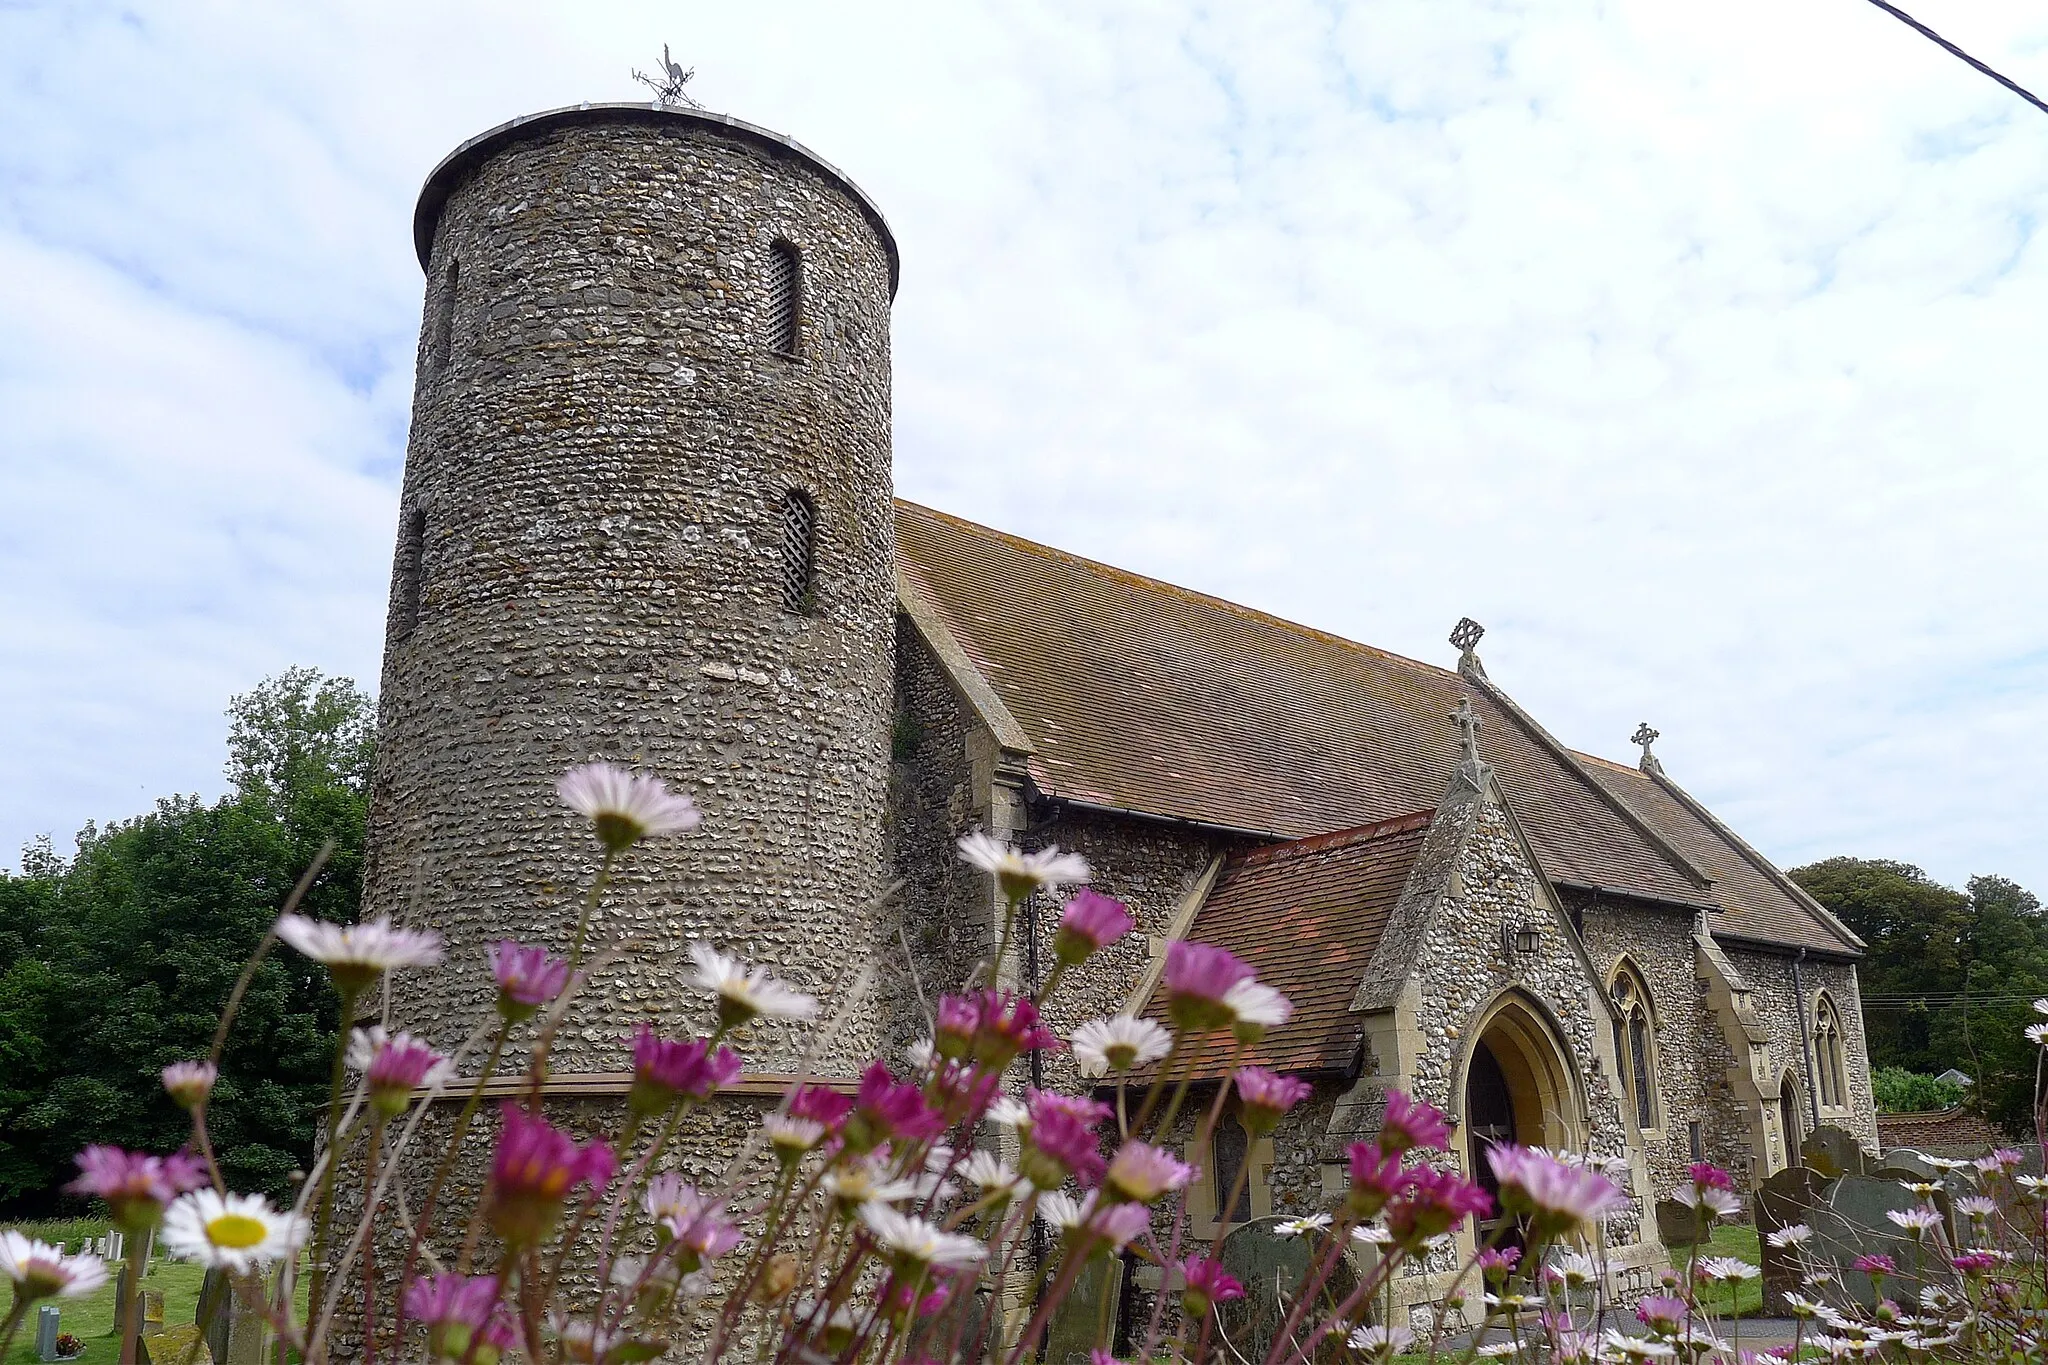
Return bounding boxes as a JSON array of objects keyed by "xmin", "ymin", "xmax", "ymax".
[{"xmin": 362, "ymin": 103, "xmax": 899, "ymax": 1076}]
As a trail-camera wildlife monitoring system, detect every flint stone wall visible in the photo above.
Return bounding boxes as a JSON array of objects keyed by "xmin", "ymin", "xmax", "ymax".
[
  {"xmin": 364, "ymin": 112, "xmax": 898, "ymax": 1076},
  {"xmin": 1726, "ymin": 948, "xmax": 1879, "ymax": 1152},
  {"xmin": 1571, "ymin": 897, "xmax": 1754, "ymax": 1195}
]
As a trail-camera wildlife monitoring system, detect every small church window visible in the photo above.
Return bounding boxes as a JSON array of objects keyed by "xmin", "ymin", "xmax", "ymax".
[
  {"xmin": 395, "ymin": 504, "xmax": 427, "ymax": 636},
  {"xmin": 1609, "ymin": 963, "xmax": 1658, "ymax": 1131},
  {"xmin": 780, "ymin": 489, "xmax": 817, "ymax": 615},
  {"xmin": 1211, "ymin": 1113, "xmax": 1252, "ymax": 1224},
  {"xmin": 1815, "ymin": 995, "xmax": 1847, "ymax": 1109},
  {"xmin": 765, "ymin": 240, "xmax": 801, "ymax": 356},
  {"xmin": 429, "ymin": 259, "xmax": 459, "ymax": 374}
]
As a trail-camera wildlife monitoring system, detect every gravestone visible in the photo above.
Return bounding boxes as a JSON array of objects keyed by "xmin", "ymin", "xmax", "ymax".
[
  {"xmin": 141, "ymin": 1325, "xmax": 205, "ymax": 1365},
  {"xmin": 198, "ymin": 1268, "xmax": 234, "ymax": 1365},
  {"xmin": 1800, "ymin": 1126, "xmax": 1868, "ymax": 1179},
  {"xmin": 1043, "ymin": 1254, "xmax": 1124, "ymax": 1365},
  {"xmin": 1215, "ymin": 1219, "xmax": 1359, "ymax": 1365},
  {"xmin": 1654, "ymin": 1198, "xmax": 1709, "ymax": 1248},
  {"xmin": 1755, "ymin": 1165, "xmax": 1824, "ymax": 1313},
  {"xmin": 142, "ymin": 1289, "xmax": 166, "ymax": 1336},
  {"xmin": 35, "ymin": 1306, "xmax": 59, "ymax": 1362}
]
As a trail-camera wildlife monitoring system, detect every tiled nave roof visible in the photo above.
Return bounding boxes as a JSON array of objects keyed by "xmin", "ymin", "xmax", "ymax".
[{"xmin": 893, "ymin": 499, "xmax": 1855, "ymax": 957}]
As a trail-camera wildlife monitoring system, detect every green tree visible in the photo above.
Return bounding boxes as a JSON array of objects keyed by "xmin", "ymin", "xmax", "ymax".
[
  {"xmin": 1871, "ymin": 1067, "xmax": 1964, "ymax": 1114},
  {"xmin": 0, "ymin": 670, "xmax": 371, "ymax": 1214},
  {"xmin": 1792, "ymin": 859, "xmax": 2048, "ymax": 1138}
]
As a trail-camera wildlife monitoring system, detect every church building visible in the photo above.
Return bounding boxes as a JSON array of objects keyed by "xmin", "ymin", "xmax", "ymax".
[{"xmin": 363, "ymin": 99, "xmax": 1877, "ymax": 1324}]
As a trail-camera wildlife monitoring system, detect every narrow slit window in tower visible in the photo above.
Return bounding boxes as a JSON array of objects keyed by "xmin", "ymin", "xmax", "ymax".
[
  {"xmin": 395, "ymin": 505, "xmax": 427, "ymax": 635},
  {"xmin": 430, "ymin": 260, "xmax": 460, "ymax": 374},
  {"xmin": 780, "ymin": 489, "xmax": 816, "ymax": 615},
  {"xmin": 765, "ymin": 240, "xmax": 801, "ymax": 356}
]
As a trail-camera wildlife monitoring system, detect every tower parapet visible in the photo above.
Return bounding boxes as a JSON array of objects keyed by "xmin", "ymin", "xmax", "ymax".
[{"xmin": 364, "ymin": 103, "xmax": 898, "ymax": 1076}]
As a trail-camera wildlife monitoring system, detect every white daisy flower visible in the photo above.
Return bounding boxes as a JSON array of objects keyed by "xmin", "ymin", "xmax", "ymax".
[
  {"xmin": 1474, "ymin": 1343, "xmax": 1518, "ymax": 1359},
  {"xmin": 1767, "ymin": 1222, "xmax": 1814, "ymax": 1248},
  {"xmin": 1696, "ymin": 1256, "xmax": 1758, "ymax": 1283},
  {"xmin": 1886, "ymin": 1206, "xmax": 1942, "ymax": 1235},
  {"xmin": 859, "ymin": 1202, "xmax": 987, "ymax": 1268},
  {"xmin": 1221, "ymin": 980, "xmax": 1292, "ymax": 1034},
  {"xmin": 1921, "ymin": 1155, "xmax": 1969, "ymax": 1170},
  {"xmin": 160, "ymin": 1190, "xmax": 309, "ymax": 1273},
  {"xmin": 987, "ymin": 1096, "xmax": 1030, "ymax": 1128},
  {"xmin": 687, "ymin": 942, "xmax": 816, "ymax": 1027},
  {"xmin": 275, "ymin": 914, "xmax": 441, "ymax": 991},
  {"xmin": 1601, "ymin": 1330, "xmax": 1675, "ymax": 1360},
  {"xmin": 557, "ymin": 761, "xmax": 701, "ymax": 853},
  {"xmin": 2033, "ymin": 997, "xmax": 2048, "ymax": 1017},
  {"xmin": 905, "ymin": 1038, "xmax": 935, "ymax": 1071},
  {"xmin": 1036, "ymin": 1191, "xmax": 1086, "ymax": 1232},
  {"xmin": 822, "ymin": 1158, "xmax": 918, "ymax": 1209},
  {"xmin": 961, "ymin": 1151, "xmax": 1029, "ymax": 1199},
  {"xmin": 1070, "ymin": 1016, "xmax": 1172, "ymax": 1077},
  {"xmin": 1551, "ymin": 1250, "xmax": 1597, "ymax": 1287},
  {"xmin": 2026, "ymin": 1022, "xmax": 2048, "ymax": 1046},
  {"xmin": 1273, "ymin": 1213, "xmax": 1331, "ymax": 1238},
  {"xmin": 764, "ymin": 1113, "xmax": 826, "ymax": 1156},
  {"xmin": 0, "ymin": 1232, "xmax": 107, "ymax": 1299},
  {"xmin": 1350, "ymin": 1223, "xmax": 1392, "ymax": 1246},
  {"xmin": 1346, "ymin": 1325, "xmax": 1413, "ymax": 1358},
  {"xmin": 955, "ymin": 832, "xmax": 1091, "ymax": 901},
  {"xmin": 1783, "ymin": 1294, "xmax": 1826, "ymax": 1319}
]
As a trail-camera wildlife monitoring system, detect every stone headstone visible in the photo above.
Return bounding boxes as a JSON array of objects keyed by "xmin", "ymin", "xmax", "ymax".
[
  {"xmin": 221, "ymin": 1283, "xmax": 272, "ymax": 1365},
  {"xmin": 35, "ymin": 1306, "xmax": 60, "ymax": 1362},
  {"xmin": 141, "ymin": 1288, "xmax": 166, "ymax": 1336},
  {"xmin": 1215, "ymin": 1219, "xmax": 1359, "ymax": 1365},
  {"xmin": 198, "ymin": 1268, "xmax": 234, "ymax": 1365},
  {"xmin": 140, "ymin": 1324, "xmax": 206, "ymax": 1365},
  {"xmin": 1801, "ymin": 1126, "xmax": 1868, "ymax": 1179},
  {"xmin": 1042, "ymin": 1254, "xmax": 1123, "ymax": 1365},
  {"xmin": 1755, "ymin": 1164, "xmax": 1825, "ymax": 1313},
  {"xmin": 1654, "ymin": 1197, "xmax": 1708, "ymax": 1248},
  {"xmin": 1871, "ymin": 1150, "xmax": 1942, "ymax": 1185}
]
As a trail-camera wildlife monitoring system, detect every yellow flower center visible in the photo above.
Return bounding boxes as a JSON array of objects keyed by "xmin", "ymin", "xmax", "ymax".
[{"xmin": 206, "ymin": 1214, "xmax": 269, "ymax": 1249}]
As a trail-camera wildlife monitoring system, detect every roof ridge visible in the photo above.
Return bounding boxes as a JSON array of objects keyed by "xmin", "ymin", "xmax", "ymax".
[
  {"xmin": 895, "ymin": 498, "xmax": 1462, "ymax": 681},
  {"xmin": 1641, "ymin": 766, "xmax": 1866, "ymax": 954},
  {"xmin": 1231, "ymin": 810, "xmax": 1436, "ymax": 867},
  {"xmin": 1466, "ymin": 674, "xmax": 1716, "ymax": 899}
]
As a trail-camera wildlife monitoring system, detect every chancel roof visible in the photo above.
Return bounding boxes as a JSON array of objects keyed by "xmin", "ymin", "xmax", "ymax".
[
  {"xmin": 1139, "ymin": 813, "xmax": 1435, "ymax": 1081},
  {"xmin": 893, "ymin": 499, "xmax": 1854, "ymax": 956}
]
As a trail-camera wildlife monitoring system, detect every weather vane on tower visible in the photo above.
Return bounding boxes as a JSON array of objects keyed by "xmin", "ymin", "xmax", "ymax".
[{"xmin": 633, "ymin": 45, "xmax": 704, "ymax": 108}]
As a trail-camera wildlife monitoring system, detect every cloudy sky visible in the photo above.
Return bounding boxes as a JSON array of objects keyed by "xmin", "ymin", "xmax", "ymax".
[{"xmin": 3, "ymin": 0, "xmax": 2044, "ymax": 894}]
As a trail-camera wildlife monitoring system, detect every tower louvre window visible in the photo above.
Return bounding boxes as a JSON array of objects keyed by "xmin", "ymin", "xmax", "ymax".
[
  {"xmin": 780, "ymin": 489, "xmax": 816, "ymax": 615},
  {"xmin": 765, "ymin": 240, "xmax": 801, "ymax": 356}
]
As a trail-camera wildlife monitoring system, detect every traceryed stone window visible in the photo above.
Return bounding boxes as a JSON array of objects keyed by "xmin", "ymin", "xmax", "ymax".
[
  {"xmin": 429, "ymin": 259, "xmax": 459, "ymax": 374},
  {"xmin": 779, "ymin": 489, "xmax": 816, "ymax": 615},
  {"xmin": 1609, "ymin": 961, "xmax": 1658, "ymax": 1131},
  {"xmin": 1815, "ymin": 994, "xmax": 1848, "ymax": 1109},
  {"xmin": 765, "ymin": 240, "xmax": 801, "ymax": 356},
  {"xmin": 395, "ymin": 504, "xmax": 427, "ymax": 636}
]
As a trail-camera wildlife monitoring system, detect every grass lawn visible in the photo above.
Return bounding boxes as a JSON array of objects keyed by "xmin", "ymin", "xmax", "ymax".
[
  {"xmin": 1691, "ymin": 1221, "xmax": 1765, "ymax": 1320},
  {"xmin": 2, "ymin": 1220, "xmax": 311, "ymax": 1365},
  {"xmin": 3, "ymin": 1261, "xmax": 208, "ymax": 1365}
]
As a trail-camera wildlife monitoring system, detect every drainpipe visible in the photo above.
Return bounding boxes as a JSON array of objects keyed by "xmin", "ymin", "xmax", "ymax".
[{"xmin": 1792, "ymin": 948, "xmax": 1821, "ymax": 1131}]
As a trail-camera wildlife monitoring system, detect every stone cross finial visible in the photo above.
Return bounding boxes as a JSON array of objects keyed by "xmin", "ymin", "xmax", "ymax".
[
  {"xmin": 1452, "ymin": 697, "xmax": 1482, "ymax": 764},
  {"xmin": 1632, "ymin": 722, "xmax": 1664, "ymax": 776},
  {"xmin": 1450, "ymin": 617, "xmax": 1485, "ymax": 653}
]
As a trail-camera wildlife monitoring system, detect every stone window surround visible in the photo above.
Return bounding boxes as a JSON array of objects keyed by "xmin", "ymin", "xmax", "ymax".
[
  {"xmin": 1186, "ymin": 1115, "xmax": 1277, "ymax": 1236},
  {"xmin": 1605, "ymin": 955, "xmax": 1665, "ymax": 1139},
  {"xmin": 1811, "ymin": 990, "xmax": 1852, "ymax": 1116}
]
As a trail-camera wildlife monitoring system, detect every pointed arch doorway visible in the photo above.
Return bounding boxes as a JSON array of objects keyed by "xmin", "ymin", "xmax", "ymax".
[{"xmin": 1462, "ymin": 993, "xmax": 1586, "ymax": 1248}]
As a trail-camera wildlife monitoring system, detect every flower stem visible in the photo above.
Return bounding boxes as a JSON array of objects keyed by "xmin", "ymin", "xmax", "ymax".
[
  {"xmin": 305, "ymin": 985, "xmax": 360, "ymax": 1346},
  {"xmin": 115, "ymin": 1233, "xmax": 148, "ymax": 1365},
  {"xmin": 567, "ymin": 848, "xmax": 618, "ymax": 972}
]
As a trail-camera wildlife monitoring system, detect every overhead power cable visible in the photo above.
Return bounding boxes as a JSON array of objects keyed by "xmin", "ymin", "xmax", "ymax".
[{"xmin": 1860, "ymin": 0, "xmax": 2048, "ymax": 118}]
